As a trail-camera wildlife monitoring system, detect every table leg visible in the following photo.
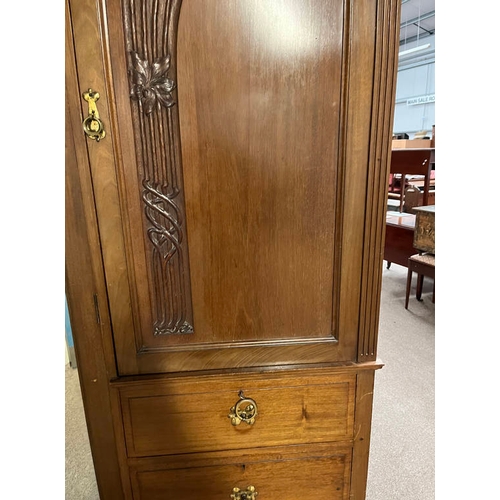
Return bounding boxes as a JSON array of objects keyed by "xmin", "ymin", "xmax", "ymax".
[
  {"xmin": 416, "ymin": 274, "xmax": 424, "ymax": 301},
  {"xmin": 423, "ymin": 165, "xmax": 430, "ymax": 206},
  {"xmin": 400, "ymin": 174, "xmax": 406, "ymax": 212},
  {"xmin": 405, "ymin": 267, "xmax": 412, "ymax": 309}
]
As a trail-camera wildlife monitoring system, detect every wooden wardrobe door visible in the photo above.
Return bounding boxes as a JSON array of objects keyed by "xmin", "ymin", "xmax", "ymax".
[{"xmin": 68, "ymin": 0, "xmax": 397, "ymax": 375}]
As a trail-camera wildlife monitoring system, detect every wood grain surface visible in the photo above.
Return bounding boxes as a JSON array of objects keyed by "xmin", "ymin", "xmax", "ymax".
[
  {"xmin": 90, "ymin": 0, "xmax": 399, "ymax": 374},
  {"xmin": 66, "ymin": 0, "xmax": 401, "ymax": 498},
  {"xmin": 178, "ymin": 0, "xmax": 342, "ymax": 343},
  {"xmin": 119, "ymin": 370, "xmax": 356, "ymax": 457},
  {"xmin": 128, "ymin": 443, "xmax": 352, "ymax": 500}
]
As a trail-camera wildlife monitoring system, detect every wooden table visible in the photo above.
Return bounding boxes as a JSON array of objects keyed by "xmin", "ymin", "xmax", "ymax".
[
  {"xmin": 390, "ymin": 148, "xmax": 435, "ymax": 212},
  {"xmin": 384, "ymin": 212, "xmax": 416, "ymax": 268}
]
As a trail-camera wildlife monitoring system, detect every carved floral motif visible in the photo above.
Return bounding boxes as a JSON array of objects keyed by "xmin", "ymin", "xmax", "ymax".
[
  {"xmin": 124, "ymin": 0, "xmax": 193, "ymax": 336},
  {"xmin": 129, "ymin": 51, "xmax": 176, "ymax": 114}
]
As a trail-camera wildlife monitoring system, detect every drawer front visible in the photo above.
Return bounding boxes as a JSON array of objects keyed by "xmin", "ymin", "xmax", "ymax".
[
  {"xmin": 119, "ymin": 371, "xmax": 356, "ymax": 457},
  {"xmin": 129, "ymin": 443, "xmax": 352, "ymax": 500}
]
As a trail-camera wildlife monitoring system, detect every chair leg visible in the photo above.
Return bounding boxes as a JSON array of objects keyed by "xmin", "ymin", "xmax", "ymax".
[
  {"xmin": 400, "ymin": 174, "xmax": 406, "ymax": 213},
  {"xmin": 416, "ymin": 274, "xmax": 424, "ymax": 301},
  {"xmin": 405, "ymin": 267, "xmax": 412, "ymax": 309},
  {"xmin": 387, "ymin": 261, "xmax": 392, "ymax": 269}
]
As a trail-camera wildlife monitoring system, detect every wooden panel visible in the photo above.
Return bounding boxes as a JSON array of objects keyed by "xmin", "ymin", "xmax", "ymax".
[
  {"xmin": 350, "ymin": 370, "xmax": 377, "ymax": 499},
  {"xmin": 334, "ymin": 0, "xmax": 377, "ymax": 361},
  {"xmin": 69, "ymin": 0, "xmax": 140, "ymax": 376},
  {"xmin": 75, "ymin": 0, "xmax": 399, "ymax": 374},
  {"xmin": 390, "ymin": 149, "xmax": 433, "ymax": 174},
  {"xmin": 178, "ymin": 0, "xmax": 343, "ymax": 342},
  {"xmin": 120, "ymin": 371, "xmax": 355, "ymax": 457},
  {"xmin": 413, "ymin": 207, "xmax": 435, "ymax": 253},
  {"xmin": 358, "ymin": 0, "xmax": 401, "ymax": 361},
  {"xmin": 100, "ymin": 0, "xmax": 363, "ymax": 373},
  {"xmin": 65, "ymin": 1, "xmax": 125, "ymax": 496},
  {"xmin": 129, "ymin": 444, "xmax": 352, "ymax": 500},
  {"xmin": 121, "ymin": 0, "xmax": 194, "ymax": 336},
  {"xmin": 107, "ymin": 0, "xmax": 345, "ymax": 348}
]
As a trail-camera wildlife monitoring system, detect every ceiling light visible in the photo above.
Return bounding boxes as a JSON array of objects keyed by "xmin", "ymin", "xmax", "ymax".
[{"xmin": 398, "ymin": 43, "xmax": 431, "ymax": 58}]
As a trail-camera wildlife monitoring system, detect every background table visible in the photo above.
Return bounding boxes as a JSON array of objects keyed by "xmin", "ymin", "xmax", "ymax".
[{"xmin": 384, "ymin": 213, "xmax": 416, "ymax": 268}]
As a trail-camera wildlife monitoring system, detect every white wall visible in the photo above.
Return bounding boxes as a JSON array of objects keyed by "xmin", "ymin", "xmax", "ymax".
[{"xmin": 393, "ymin": 34, "xmax": 435, "ymax": 138}]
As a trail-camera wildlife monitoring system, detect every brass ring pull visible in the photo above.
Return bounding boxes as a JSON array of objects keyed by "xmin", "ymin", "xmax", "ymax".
[
  {"xmin": 231, "ymin": 485, "xmax": 258, "ymax": 500},
  {"xmin": 82, "ymin": 115, "xmax": 106, "ymax": 141},
  {"xmin": 82, "ymin": 89, "xmax": 106, "ymax": 142},
  {"xmin": 228, "ymin": 391, "xmax": 258, "ymax": 426}
]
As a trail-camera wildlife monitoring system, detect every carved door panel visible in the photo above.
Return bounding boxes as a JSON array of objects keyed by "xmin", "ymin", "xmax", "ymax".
[{"xmin": 69, "ymin": 0, "xmax": 388, "ymax": 375}]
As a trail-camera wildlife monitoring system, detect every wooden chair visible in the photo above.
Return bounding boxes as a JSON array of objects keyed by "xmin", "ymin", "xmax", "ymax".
[
  {"xmin": 405, "ymin": 253, "xmax": 435, "ymax": 309},
  {"xmin": 390, "ymin": 148, "xmax": 434, "ymax": 212}
]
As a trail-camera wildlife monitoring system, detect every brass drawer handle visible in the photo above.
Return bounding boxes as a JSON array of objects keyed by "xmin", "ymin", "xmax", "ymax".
[
  {"xmin": 228, "ymin": 390, "xmax": 258, "ymax": 426},
  {"xmin": 82, "ymin": 88, "xmax": 106, "ymax": 142},
  {"xmin": 231, "ymin": 485, "xmax": 258, "ymax": 499}
]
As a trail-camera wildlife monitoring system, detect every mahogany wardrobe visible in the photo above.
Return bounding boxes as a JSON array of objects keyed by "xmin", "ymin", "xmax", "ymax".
[{"xmin": 65, "ymin": 0, "xmax": 400, "ymax": 498}]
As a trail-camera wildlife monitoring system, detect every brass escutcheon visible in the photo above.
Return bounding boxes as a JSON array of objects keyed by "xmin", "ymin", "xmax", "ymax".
[
  {"xmin": 82, "ymin": 88, "xmax": 106, "ymax": 142},
  {"xmin": 228, "ymin": 390, "xmax": 258, "ymax": 426},
  {"xmin": 231, "ymin": 485, "xmax": 258, "ymax": 500}
]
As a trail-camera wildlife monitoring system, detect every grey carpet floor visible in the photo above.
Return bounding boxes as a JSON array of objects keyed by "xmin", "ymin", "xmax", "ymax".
[
  {"xmin": 366, "ymin": 263, "xmax": 435, "ymax": 500},
  {"xmin": 65, "ymin": 366, "xmax": 99, "ymax": 499},
  {"xmin": 65, "ymin": 262, "xmax": 434, "ymax": 499}
]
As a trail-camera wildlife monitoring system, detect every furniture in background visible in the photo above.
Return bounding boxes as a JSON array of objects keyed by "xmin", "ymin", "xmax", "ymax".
[
  {"xmin": 384, "ymin": 205, "xmax": 435, "ymax": 269},
  {"xmin": 403, "ymin": 183, "xmax": 434, "ymax": 213},
  {"xmin": 65, "ymin": 1, "xmax": 401, "ymax": 498},
  {"xmin": 413, "ymin": 205, "xmax": 435, "ymax": 254},
  {"xmin": 404, "ymin": 205, "xmax": 435, "ymax": 308},
  {"xmin": 384, "ymin": 213, "xmax": 416, "ymax": 268},
  {"xmin": 388, "ymin": 148, "xmax": 435, "ymax": 212},
  {"xmin": 405, "ymin": 253, "xmax": 435, "ymax": 308}
]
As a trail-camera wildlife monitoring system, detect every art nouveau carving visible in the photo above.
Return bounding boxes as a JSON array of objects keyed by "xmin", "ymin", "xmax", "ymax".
[
  {"xmin": 129, "ymin": 52, "xmax": 176, "ymax": 114},
  {"xmin": 123, "ymin": 0, "xmax": 193, "ymax": 335}
]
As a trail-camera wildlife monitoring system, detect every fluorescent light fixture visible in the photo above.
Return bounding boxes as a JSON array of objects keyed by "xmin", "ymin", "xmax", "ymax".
[{"xmin": 399, "ymin": 43, "xmax": 431, "ymax": 58}]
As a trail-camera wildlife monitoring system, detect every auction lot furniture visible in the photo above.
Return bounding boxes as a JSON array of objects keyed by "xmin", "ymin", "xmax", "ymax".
[
  {"xmin": 405, "ymin": 205, "xmax": 435, "ymax": 308},
  {"xmin": 388, "ymin": 148, "xmax": 435, "ymax": 212},
  {"xmin": 384, "ymin": 213, "xmax": 416, "ymax": 269},
  {"xmin": 413, "ymin": 205, "xmax": 435, "ymax": 254},
  {"xmin": 65, "ymin": 1, "xmax": 401, "ymax": 498},
  {"xmin": 405, "ymin": 253, "xmax": 435, "ymax": 308}
]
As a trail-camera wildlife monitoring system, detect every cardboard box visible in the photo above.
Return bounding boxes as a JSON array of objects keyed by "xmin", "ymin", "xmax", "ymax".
[{"xmin": 392, "ymin": 139, "xmax": 432, "ymax": 149}]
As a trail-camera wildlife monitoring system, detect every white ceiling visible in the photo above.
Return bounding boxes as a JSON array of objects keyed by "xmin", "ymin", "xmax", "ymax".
[{"xmin": 399, "ymin": 0, "xmax": 435, "ymax": 45}]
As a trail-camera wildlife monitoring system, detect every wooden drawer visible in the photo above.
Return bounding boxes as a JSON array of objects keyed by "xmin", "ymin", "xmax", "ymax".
[
  {"xmin": 118, "ymin": 370, "xmax": 356, "ymax": 458},
  {"xmin": 128, "ymin": 443, "xmax": 352, "ymax": 500}
]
